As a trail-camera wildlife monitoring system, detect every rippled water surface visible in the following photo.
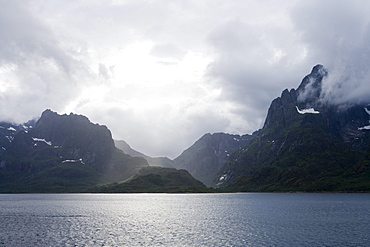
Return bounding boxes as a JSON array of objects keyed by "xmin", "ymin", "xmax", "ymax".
[{"xmin": 0, "ymin": 193, "xmax": 369, "ymax": 246}]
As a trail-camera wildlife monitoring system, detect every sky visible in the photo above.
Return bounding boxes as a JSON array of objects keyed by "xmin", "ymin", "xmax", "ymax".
[{"xmin": 1, "ymin": 0, "xmax": 370, "ymax": 158}]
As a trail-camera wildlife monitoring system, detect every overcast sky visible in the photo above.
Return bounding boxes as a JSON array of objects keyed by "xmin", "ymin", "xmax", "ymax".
[{"xmin": 1, "ymin": 0, "xmax": 370, "ymax": 158}]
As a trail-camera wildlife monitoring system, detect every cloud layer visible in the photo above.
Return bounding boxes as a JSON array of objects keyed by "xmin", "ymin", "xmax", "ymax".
[
  {"xmin": 291, "ymin": 0, "xmax": 370, "ymax": 106},
  {"xmin": 1, "ymin": 0, "xmax": 370, "ymax": 158}
]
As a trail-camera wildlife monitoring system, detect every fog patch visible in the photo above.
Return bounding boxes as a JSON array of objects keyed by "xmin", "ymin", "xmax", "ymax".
[{"xmin": 320, "ymin": 65, "xmax": 370, "ymax": 107}]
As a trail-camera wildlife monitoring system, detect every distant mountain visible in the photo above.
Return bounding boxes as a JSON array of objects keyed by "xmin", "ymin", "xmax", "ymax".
[
  {"xmin": 0, "ymin": 110, "xmax": 149, "ymax": 192},
  {"xmin": 115, "ymin": 134, "xmax": 259, "ymax": 187},
  {"xmin": 216, "ymin": 65, "xmax": 370, "ymax": 192},
  {"xmin": 114, "ymin": 140, "xmax": 174, "ymax": 168},
  {"xmin": 90, "ymin": 166, "xmax": 213, "ymax": 193},
  {"xmin": 173, "ymin": 132, "xmax": 255, "ymax": 186}
]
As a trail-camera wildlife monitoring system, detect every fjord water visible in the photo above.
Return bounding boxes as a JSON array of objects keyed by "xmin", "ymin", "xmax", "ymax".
[{"xmin": 0, "ymin": 193, "xmax": 369, "ymax": 246}]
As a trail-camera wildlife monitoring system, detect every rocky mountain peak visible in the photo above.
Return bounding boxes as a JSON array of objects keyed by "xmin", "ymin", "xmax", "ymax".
[
  {"xmin": 36, "ymin": 109, "xmax": 91, "ymax": 130},
  {"xmin": 28, "ymin": 110, "xmax": 116, "ymax": 168},
  {"xmin": 262, "ymin": 88, "xmax": 298, "ymax": 131},
  {"xmin": 263, "ymin": 65, "xmax": 328, "ymax": 131},
  {"xmin": 34, "ymin": 109, "xmax": 113, "ymax": 148},
  {"xmin": 297, "ymin": 64, "xmax": 328, "ymax": 108}
]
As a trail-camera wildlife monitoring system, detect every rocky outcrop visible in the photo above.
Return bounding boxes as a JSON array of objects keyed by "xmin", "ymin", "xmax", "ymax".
[{"xmin": 262, "ymin": 88, "xmax": 298, "ymax": 133}]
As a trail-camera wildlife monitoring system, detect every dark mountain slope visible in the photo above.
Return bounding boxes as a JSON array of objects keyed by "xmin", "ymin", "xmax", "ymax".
[
  {"xmin": 216, "ymin": 65, "xmax": 370, "ymax": 192},
  {"xmin": 173, "ymin": 132, "xmax": 255, "ymax": 186},
  {"xmin": 0, "ymin": 110, "xmax": 149, "ymax": 192},
  {"xmin": 0, "ymin": 121, "xmax": 35, "ymax": 157}
]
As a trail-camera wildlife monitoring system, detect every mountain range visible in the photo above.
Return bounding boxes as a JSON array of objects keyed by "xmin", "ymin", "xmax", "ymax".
[{"xmin": 1, "ymin": 64, "xmax": 369, "ymax": 192}]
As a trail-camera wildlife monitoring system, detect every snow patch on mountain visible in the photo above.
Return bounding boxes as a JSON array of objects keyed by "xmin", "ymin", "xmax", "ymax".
[
  {"xmin": 296, "ymin": 106, "xmax": 320, "ymax": 114},
  {"xmin": 358, "ymin": 125, "xmax": 370, "ymax": 130},
  {"xmin": 364, "ymin": 107, "xmax": 370, "ymax": 115},
  {"xmin": 5, "ymin": 136, "xmax": 14, "ymax": 142},
  {"xmin": 32, "ymin": 138, "xmax": 52, "ymax": 146},
  {"xmin": 62, "ymin": 158, "xmax": 85, "ymax": 164}
]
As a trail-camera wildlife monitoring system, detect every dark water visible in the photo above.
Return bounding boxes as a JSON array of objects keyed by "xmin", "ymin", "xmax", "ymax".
[{"xmin": 0, "ymin": 193, "xmax": 369, "ymax": 246}]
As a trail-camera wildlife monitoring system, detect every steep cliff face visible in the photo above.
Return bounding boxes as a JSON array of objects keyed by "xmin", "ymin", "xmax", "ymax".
[
  {"xmin": 173, "ymin": 132, "xmax": 255, "ymax": 186},
  {"xmin": 262, "ymin": 88, "xmax": 298, "ymax": 138},
  {"xmin": 216, "ymin": 65, "xmax": 370, "ymax": 191},
  {"xmin": 263, "ymin": 64, "xmax": 326, "ymax": 133}
]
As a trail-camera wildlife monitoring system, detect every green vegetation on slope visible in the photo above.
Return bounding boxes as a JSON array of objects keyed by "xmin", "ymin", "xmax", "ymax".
[{"xmin": 221, "ymin": 114, "xmax": 370, "ymax": 192}]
